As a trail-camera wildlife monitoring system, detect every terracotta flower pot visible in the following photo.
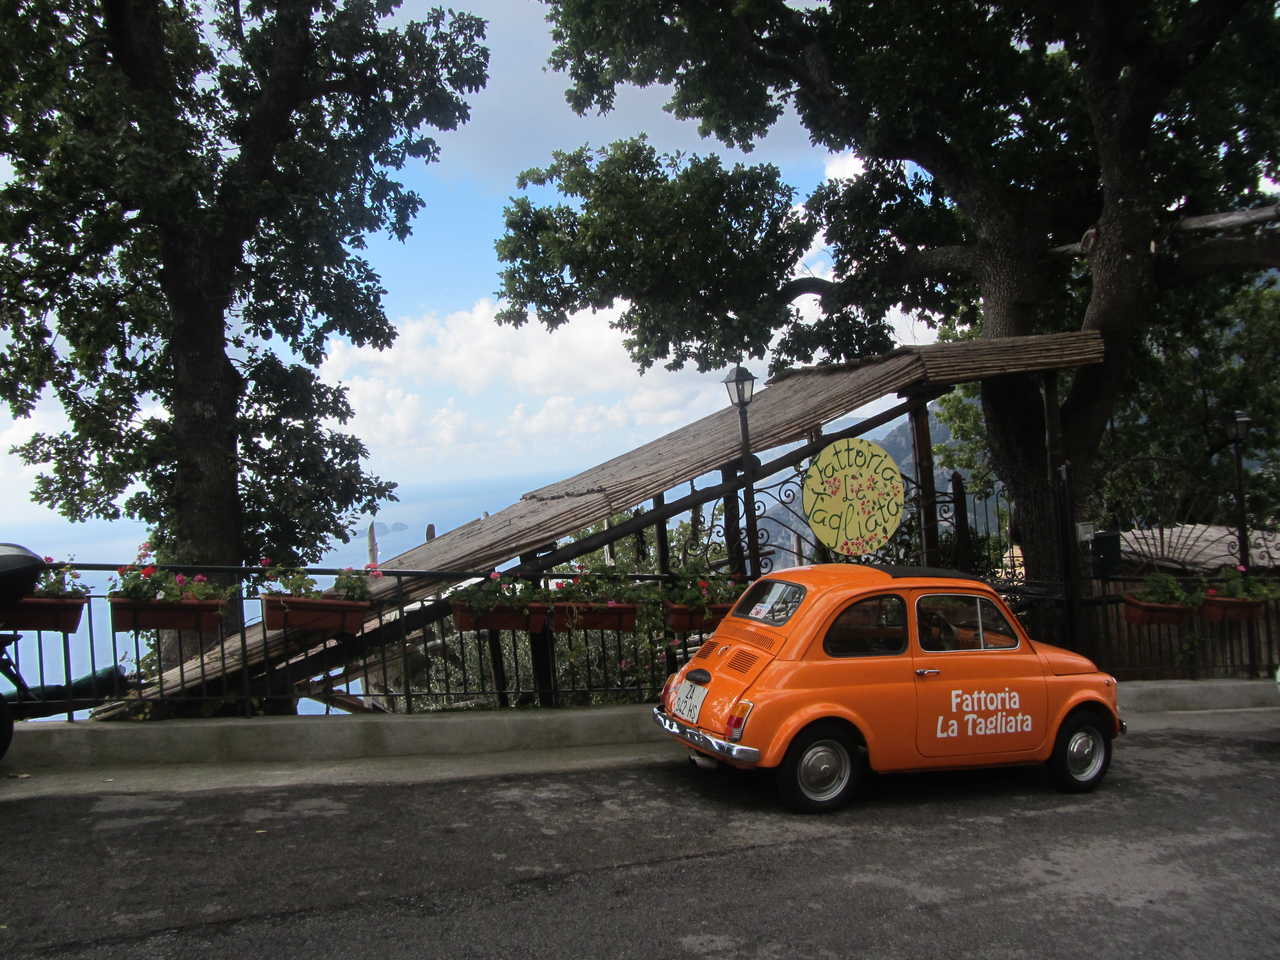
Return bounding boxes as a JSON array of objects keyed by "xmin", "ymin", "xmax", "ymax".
[
  {"xmin": 663, "ymin": 601, "xmax": 735, "ymax": 632},
  {"xmin": 262, "ymin": 595, "xmax": 370, "ymax": 633},
  {"xmin": 451, "ymin": 602, "xmax": 550, "ymax": 632},
  {"xmin": 0, "ymin": 596, "xmax": 88, "ymax": 632},
  {"xmin": 550, "ymin": 602, "xmax": 639, "ymax": 632},
  {"xmin": 1122, "ymin": 595, "xmax": 1194, "ymax": 627},
  {"xmin": 108, "ymin": 596, "xmax": 223, "ymax": 633},
  {"xmin": 1201, "ymin": 596, "xmax": 1265, "ymax": 623}
]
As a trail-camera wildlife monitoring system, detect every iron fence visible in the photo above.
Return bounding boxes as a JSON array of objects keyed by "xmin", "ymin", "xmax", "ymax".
[{"xmin": 1, "ymin": 566, "xmax": 728, "ymax": 721}]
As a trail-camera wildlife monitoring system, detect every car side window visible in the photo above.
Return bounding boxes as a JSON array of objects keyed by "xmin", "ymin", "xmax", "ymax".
[
  {"xmin": 823, "ymin": 595, "xmax": 907, "ymax": 658},
  {"xmin": 918, "ymin": 594, "xmax": 1021, "ymax": 652},
  {"xmin": 918, "ymin": 594, "xmax": 981, "ymax": 652},
  {"xmin": 977, "ymin": 597, "xmax": 1020, "ymax": 649}
]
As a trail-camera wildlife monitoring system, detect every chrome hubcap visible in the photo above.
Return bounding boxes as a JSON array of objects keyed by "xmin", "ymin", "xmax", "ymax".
[
  {"xmin": 1066, "ymin": 728, "xmax": 1105, "ymax": 781},
  {"xmin": 798, "ymin": 739, "xmax": 851, "ymax": 802}
]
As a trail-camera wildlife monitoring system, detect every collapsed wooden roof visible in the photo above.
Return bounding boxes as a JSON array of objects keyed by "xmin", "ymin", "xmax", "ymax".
[
  {"xmin": 381, "ymin": 331, "xmax": 1105, "ymax": 577},
  {"xmin": 95, "ymin": 330, "xmax": 1104, "ymax": 716}
]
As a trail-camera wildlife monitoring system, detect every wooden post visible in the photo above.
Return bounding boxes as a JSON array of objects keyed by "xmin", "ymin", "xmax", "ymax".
[
  {"xmin": 530, "ymin": 620, "xmax": 557, "ymax": 708},
  {"xmin": 486, "ymin": 628, "xmax": 509, "ymax": 708},
  {"xmin": 653, "ymin": 493, "xmax": 671, "ymax": 576},
  {"xmin": 908, "ymin": 400, "xmax": 940, "ymax": 568},
  {"xmin": 720, "ymin": 465, "xmax": 745, "ymax": 576},
  {"xmin": 950, "ymin": 471, "xmax": 972, "ymax": 572}
]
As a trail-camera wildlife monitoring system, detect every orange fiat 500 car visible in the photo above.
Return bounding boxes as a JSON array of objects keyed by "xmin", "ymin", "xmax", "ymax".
[{"xmin": 654, "ymin": 564, "xmax": 1125, "ymax": 812}]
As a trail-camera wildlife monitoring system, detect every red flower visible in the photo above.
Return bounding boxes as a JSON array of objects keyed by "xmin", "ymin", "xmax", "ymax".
[
  {"xmin": 1207, "ymin": 588, "xmax": 1218, "ymax": 596},
  {"xmin": 260, "ymin": 557, "xmax": 272, "ymax": 567},
  {"xmin": 117, "ymin": 566, "xmax": 129, "ymax": 575},
  {"xmin": 140, "ymin": 565, "xmax": 157, "ymax": 578}
]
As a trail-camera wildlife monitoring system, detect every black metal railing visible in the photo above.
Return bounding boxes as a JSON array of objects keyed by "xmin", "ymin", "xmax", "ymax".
[{"xmin": 1, "ymin": 565, "xmax": 731, "ymax": 720}]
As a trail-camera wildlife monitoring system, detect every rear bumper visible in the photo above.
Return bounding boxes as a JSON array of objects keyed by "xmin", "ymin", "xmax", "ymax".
[{"xmin": 652, "ymin": 706, "xmax": 761, "ymax": 764}]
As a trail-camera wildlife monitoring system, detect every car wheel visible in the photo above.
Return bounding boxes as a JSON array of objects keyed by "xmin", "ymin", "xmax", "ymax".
[
  {"xmin": 1048, "ymin": 710, "xmax": 1112, "ymax": 793},
  {"xmin": 0, "ymin": 695, "xmax": 12, "ymax": 762},
  {"xmin": 776, "ymin": 722, "xmax": 862, "ymax": 813}
]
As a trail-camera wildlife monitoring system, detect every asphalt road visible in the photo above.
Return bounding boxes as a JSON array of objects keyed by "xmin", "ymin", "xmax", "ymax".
[{"xmin": 2, "ymin": 709, "xmax": 1278, "ymax": 960}]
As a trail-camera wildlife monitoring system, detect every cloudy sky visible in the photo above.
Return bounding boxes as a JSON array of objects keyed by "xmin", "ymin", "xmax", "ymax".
[{"xmin": 2, "ymin": 0, "xmax": 936, "ymax": 567}]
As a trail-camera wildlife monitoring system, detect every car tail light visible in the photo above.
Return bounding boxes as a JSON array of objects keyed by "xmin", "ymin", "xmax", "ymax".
[{"xmin": 725, "ymin": 699, "xmax": 754, "ymax": 742}]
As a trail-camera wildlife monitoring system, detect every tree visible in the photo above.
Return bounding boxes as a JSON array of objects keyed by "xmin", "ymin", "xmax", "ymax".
[
  {"xmin": 937, "ymin": 281, "xmax": 1280, "ymax": 530},
  {"xmin": 0, "ymin": 0, "xmax": 488, "ymax": 569},
  {"xmin": 495, "ymin": 0, "xmax": 1280, "ymax": 577}
]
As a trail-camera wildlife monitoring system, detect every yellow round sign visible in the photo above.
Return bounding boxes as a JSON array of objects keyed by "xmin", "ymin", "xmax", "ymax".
[{"xmin": 802, "ymin": 438, "xmax": 905, "ymax": 556}]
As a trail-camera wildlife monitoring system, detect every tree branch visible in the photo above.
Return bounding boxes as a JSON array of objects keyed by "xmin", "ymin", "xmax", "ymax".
[
  {"xmin": 1163, "ymin": 234, "xmax": 1280, "ymax": 282},
  {"xmin": 776, "ymin": 245, "xmax": 977, "ymax": 305}
]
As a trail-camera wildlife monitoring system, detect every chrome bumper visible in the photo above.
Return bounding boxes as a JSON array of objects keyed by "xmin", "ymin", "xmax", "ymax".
[{"xmin": 652, "ymin": 706, "xmax": 761, "ymax": 764}]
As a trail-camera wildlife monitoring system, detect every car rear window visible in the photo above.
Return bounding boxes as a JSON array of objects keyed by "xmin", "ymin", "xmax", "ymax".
[{"xmin": 733, "ymin": 578, "xmax": 806, "ymax": 626}]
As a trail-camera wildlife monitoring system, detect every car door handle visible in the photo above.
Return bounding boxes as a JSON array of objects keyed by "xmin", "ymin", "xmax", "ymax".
[{"xmin": 915, "ymin": 668, "xmax": 940, "ymax": 677}]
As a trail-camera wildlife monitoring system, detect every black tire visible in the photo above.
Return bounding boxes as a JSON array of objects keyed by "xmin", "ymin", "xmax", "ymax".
[
  {"xmin": 776, "ymin": 721, "xmax": 863, "ymax": 813},
  {"xmin": 0, "ymin": 695, "xmax": 12, "ymax": 763},
  {"xmin": 1048, "ymin": 710, "xmax": 1113, "ymax": 793}
]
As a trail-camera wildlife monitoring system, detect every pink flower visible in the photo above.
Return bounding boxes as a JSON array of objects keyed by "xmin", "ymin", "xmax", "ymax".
[
  {"xmin": 1207, "ymin": 588, "xmax": 1218, "ymax": 596},
  {"xmin": 260, "ymin": 557, "xmax": 272, "ymax": 567},
  {"xmin": 139, "ymin": 542, "xmax": 151, "ymax": 552},
  {"xmin": 43, "ymin": 556, "xmax": 55, "ymax": 564},
  {"xmin": 175, "ymin": 574, "xmax": 187, "ymax": 586},
  {"xmin": 489, "ymin": 572, "xmax": 501, "ymax": 580},
  {"xmin": 194, "ymin": 574, "xmax": 208, "ymax": 583},
  {"xmin": 1237, "ymin": 565, "xmax": 1248, "ymax": 573}
]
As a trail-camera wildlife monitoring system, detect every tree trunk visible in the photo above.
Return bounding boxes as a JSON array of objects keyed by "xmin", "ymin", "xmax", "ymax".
[{"xmin": 157, "ymin": 269, "xmax": 246, "ymax": 666}]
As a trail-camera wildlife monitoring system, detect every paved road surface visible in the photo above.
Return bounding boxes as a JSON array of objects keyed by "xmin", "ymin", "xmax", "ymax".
[{"xmin": 2, "ymin": 709, "xmax": 1278, "ymax": 959}]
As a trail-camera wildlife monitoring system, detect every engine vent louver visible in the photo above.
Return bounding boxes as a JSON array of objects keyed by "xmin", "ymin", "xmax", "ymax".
[
  {"xmin": 725, "ymin": 650, "xmax": 760, "ymax": 675},
  {"xmin": 694, "ymin": 640, "xmax": 719, "ymax": 660}
]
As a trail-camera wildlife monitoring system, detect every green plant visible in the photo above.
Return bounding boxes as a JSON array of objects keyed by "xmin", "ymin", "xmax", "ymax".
[
  {"xmin": 32, "ymin": 556, "xmax": 90, "ymax": 597},
  {"xmin": 332, "ymin": 565, "xmax": 382, "ymax": 602},
  {"xmin": 546, "ymin": 559, "xmax": 659, "ymax": 605},
  {"xmin": 110, "ymin": 543, "xmax": 233, "ymax": 603},
  {"xmin": 453, "ymin": 572, "xmax": 546, "ymax": 615},
  {"xmin": 1133, "ymin": 572, "xmax": 1197, "ymax": 606},
  {"xmin": 664, "ymin": 558, "xmax": 744, "ymax": 613},
  {"xmin": 260, "ymin": 557, "xmax": 320, "ymax": 597},
  {"xmin": 1206, "ymin": 565, "xmax": 1277, "ymax": 601}
]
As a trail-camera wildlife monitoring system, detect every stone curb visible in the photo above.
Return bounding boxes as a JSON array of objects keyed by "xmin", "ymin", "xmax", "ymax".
[{"xmin": 5, "ymin": 679, "xmax": 1277, "ymax": 770}]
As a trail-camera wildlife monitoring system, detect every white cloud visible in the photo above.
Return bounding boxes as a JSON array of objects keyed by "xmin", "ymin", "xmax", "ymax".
[{"xmin": 824, "ymin": 152, "xmax": 866, "ymax": 181}]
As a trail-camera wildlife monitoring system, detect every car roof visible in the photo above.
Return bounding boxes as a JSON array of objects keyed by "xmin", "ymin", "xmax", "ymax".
[{"xmin": 763, "ymin": 563, "xmax": 991, "ymax": 592}]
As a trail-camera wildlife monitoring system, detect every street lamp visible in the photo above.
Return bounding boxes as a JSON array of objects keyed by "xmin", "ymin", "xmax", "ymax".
[
  {"xmin": 1232, "ymin": 410, "xmax": 1251, "ymax": 569},
  {"xmin": 723, "ymin": 366, "xmax": 761, "ymax": 579}
]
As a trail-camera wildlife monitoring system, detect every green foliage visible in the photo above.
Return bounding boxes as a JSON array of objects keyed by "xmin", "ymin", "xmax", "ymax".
[
  {"xmin": 1134, "ymin": 573, "xmax": 1199, "ymax": 606},
  {"xmin": 1206, "ymin": 565, "xmax": 1278, "ymax": 601},
  {"xmin": 332, "ymin": 565, "xmax": 382, "ymax": 602},
  {"xmin": 0, "ymin": 0, "xmax": 489, "ymax": 565},
  {"xmin": 497, "ymin": 138, "xmax": 823, "ymax": 372},
  {"xmin": 31, "ymin": 557, "xmax": 90, "ymax": 597},
  {"xmin": 1090, "ymin": 283, "xmax": 1280, "ymax": 529},
  {"xmin": 935, "ymin": 283, "xmax": 1280, "ymax": 529},
  {"xmin": 110, "ymin": 544, "xmax": 235, "ymax": 602},
  {"xmin": 259, "ymin": 559, "xmax": 320, "ymax": 598}
]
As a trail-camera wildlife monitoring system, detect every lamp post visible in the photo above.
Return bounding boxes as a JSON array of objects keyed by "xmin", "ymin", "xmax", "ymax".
[
  {"xmin": 1232, "ymin": 410, "xmax": 1251, "ymax": 569},
  {"xmin": 723, "ymin": 366, "xmax": 760, "ymax": 580}
]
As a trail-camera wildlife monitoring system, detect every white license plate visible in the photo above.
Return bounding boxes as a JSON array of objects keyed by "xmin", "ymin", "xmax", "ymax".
[{"xmin": 672, "ymin": 679, "xmax": 709, "ymax": 724}]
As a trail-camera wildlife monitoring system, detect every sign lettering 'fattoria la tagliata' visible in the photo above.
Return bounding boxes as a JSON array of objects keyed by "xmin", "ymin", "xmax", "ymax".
[{"xmin": 802, "ymin": 438, "xmax": 905, "ymax": 556}]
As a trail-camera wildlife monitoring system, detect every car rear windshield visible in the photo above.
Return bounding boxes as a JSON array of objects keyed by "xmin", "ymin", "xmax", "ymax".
[{"xmin": 732, "ymin": 578, "xmax": 806, "ymax": 626}]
